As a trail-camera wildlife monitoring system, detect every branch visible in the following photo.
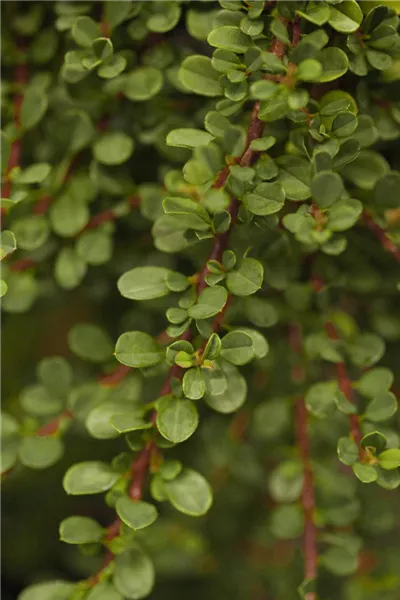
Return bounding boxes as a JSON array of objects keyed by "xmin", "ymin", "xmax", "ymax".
[
  {"xmin": 36, "ymin": 410, "xmax": 74, "ymax": 437},
  {"xmin": 1, "ymin": 57, "xmax": 28, "ymax": 205},
  {"xmin": 311, "ymin": 277, "xmax": 363, "ymax": 455},
  {"xmin": 88, "ymin": 442, "xmax": 154, "ymax": 587},
  {"xmin": 324, "ymin": 321, "xmax": 363, "ymax": 455},
  {"xmin": 289, "ymin": 324, "xmax": 317, "ymax": 599},
  {"xmin": 362, "ymin": 210, "xmax": 400, "ymax": 263}
]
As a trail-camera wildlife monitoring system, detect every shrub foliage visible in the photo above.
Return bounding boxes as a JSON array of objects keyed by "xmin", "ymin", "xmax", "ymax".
[{"xmin": 2, "ymin": 1, "xmax": 400, "ymax": 599}]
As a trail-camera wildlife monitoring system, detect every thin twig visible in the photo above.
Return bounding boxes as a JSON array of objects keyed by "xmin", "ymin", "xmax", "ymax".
[
  {"xmin": 362, "ymin": 210, "xmax": 400, "ymax": 263},
  {"xmin": 289, "ymin": 324, "xmax": 317, "ymax": 599}
]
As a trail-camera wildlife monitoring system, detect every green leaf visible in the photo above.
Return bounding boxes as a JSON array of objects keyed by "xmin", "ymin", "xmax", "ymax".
[
  {"xmin": 296, "ymin": 59, "xmax": 323, "ymax": 82},
  {"xmin": 364, "ymin": 392, "xmax": 397, "ymax": 422},
  {"xmin": 13, "ymin": 216, "xmax": 49, "ymax": 251},
  {"xmin": 356, "ymin": 368, "xmax": 394, "ymax": 398},
  {"xmin": 322, "ymin": 545, "xmax": 359, "ymax": 575},
  {"xmin": 115, "ymin": 331, "xmax": 163, "ymax": 368},
  {"xmin": 18, "ymin": 436, "xmax": 64, "ymax": 469},
  {"xmin": 311, "ymin": 172, "xmax": 344, "ymax": 208},
  {"xmin": 166, "ymin": 128, "xmax": 214, "ymax": 149},
  {"xmin": 342, "ymin": 150, "xmax": 389, "ymax": 191},
  {"xmin": 347, "ymin": 333, "xmax": 385, "ymax": 367},
  {"xmin": 72, "ymin": 16, "xmax": 100, "ymax": 47},
  {"xmin": 220, "ymin": 331, "xmax": 255, "ymax": 365},
  {"xmin": 156, "ymin": 397, "xmax": 199, "ymax": 443},
  {"xmin": 13, "ymin": 162, "xmax": 51, "ymax": 184},
  {"xmin": 86, "ymin": 581, "xmax": 123, "ymax": 600},
  {"xmin": 188, "ymin": 285, "xmax": 228, "ymax": 319},
  {"xmin": 305, "ymin": 381, "xmax": 338, "ymax": 418},
  {"xmin": 252, "ymin": 398, "xmax": 289, "ymax": 440},
  {"xmin": 277, "ymin": 155, "xmax": 311, "ymax": 201},
  {"xmin": 38, "ymin": 356, "xmax": 72, "ymax": 397},
  {"xmin": 1, "ymin": 273, "xmax": 38, "ymax": 313},
  {"xmin": 123, "ymin": 67, "xmax": 163, "ymax": 101},
  {"xmin": 147, "ymin": 2, "xmax": 181, "ymax": 32},
  {"xmin": 55, "ymin": 247, "xmax": 87, "ymax": 290},
  {"xmin": 19, "ymin": 581, "xmax": 75, "ymax": 600},
  {"xmin": 244, "ymin": 182, "xmax": 285, "ymax": 216},
  {"xmin": 76, "ymin": 230, "xmax": 112, "ymax": 265},
  {"xmin": 86, "ymin": 403, "xmax": 121, "ymax": 439},
  {"xmin": 328, "ymin": 0, "xmax": 363, "ymax": 33},
  {"xmin": 93, "ymin": 132, "xmax": 134, "ymax": 165},
  {"xmin": 113, "ymin": 547, "xmax": 155, "ymax": 600},
  {"xmin": 50, "ymin": 194, "xmax": 89, "ymax": 237},
  {"xmin": 205, "ymin": 360, "xmax": 247, "ymax": 413},
  {"xmin": 331, "ymin": 111, "xmax": 358, "ymax": 138},
  {"xmin": 163, "ymin": 196, "xmax": 211, "ymax": 231},
  {"xmin": 352, "ymin": 462, "xmax": 378, "ymax": 483},
  {"xmin": 298, "ymin": 1, "xmax": 330, "ymax": 25},
  {"xmin": 361, "ymin": 431, "xmax": 387, "ymax": 453},
  {"xmin": 98, "ymin": 54, "xmax": 127, "ymax": 79},
  {"xmin": 179, "ymin": 55, "xmax": 222, "ymax": 97},
  {"xmin": 203, "ymin": 333, "xmax": 222, "ymax": 360},
  {"xmin": 20, "ymin": 87, "xmax": 48, "ymax": 130},
  {"xmin": 317, "ymin": 47, "xmax": 349, "ymax": 82},
  {"xmin": 182, "ymin": 368, "xmax": 206, "ymax": 400},
  {"xmin": 227, "ymin": 258, "xmax": 263, "ymax": 297},
  {"xmin": 68, "ymin": 323, "xmax": 113, "ymax": 363},
  {"xmin": 59, "ymin": 516, "xmax": 104, "ymax": 544},
  {"xmin": 63, "ymin": 461, "xmax": 118, "ymax": 495},
  {"xmin": 2, "ymin": 413, "xmax": 20, "ymax": 438},
  {"xmin": 269, "ymin": 460, "xmax": 303, "ymax": 503},
  {"xmin": 116, "ymin": 497, "xmax": 158, "ymax": 530},
  {"xmin": 270, "ymin": 504, "xmax": 304, "ymax": 540},
  {"xmin": 379, "ymin": 449, "xmax": 400, "ymax": 470},
  {"xmin": 208, "ymin": 26, "xmax": 252, "ymax": 54},
  {"xmin": 111, "ymin": 413, "xmax": 153, "ymax": 434},
  {"xmin": 327, "ymin": 198, "xmax": 362, "ymax": 231},
  {"xmin": 0, "ymin": 230, "xmax": 16, "ymax": 259},
  {"xmin": 337, "ymin": 437, "xmax": 359, "ymax": 466},
  {"xmin": 104, "ymin": 1, "xmax": 133, "ymax": 30},
  {"xmin": 374, "ymin": 172, "xmax": 400, "ymax": 209},
  {"xmin": 118, "ymin": 266, "xmax": 172, "ymax": 301},
  {"xmin": 164, "ymin": 468, "xmax": 213, "ymax": 516}
]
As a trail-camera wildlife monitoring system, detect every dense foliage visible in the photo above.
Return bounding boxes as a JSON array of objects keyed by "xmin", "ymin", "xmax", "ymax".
[{"xmin": 2, "ymin": 1, "xmax": 400, "ymax": 599}]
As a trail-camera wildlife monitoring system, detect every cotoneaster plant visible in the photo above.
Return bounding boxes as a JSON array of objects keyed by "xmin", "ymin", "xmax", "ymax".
[{"xmin": 1, "ymin": 1, "xmax": 400, "ymax": 600}]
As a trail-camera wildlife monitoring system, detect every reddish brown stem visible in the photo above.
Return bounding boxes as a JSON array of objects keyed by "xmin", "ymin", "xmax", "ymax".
[
  {"xmin": 324, "ymin": 322, "xmax": 363, "ymax": 456},
  {"xmin": 296, "ymin": 397, "xmax": 317, "ymax": 599},
  {"xmin": 289, "ymin": 324, "xmax": 317, "ymax": 598},
  {"xmin": 362, "ymin": 210, "xmax": 400, "ymax": 263},
  {"xmin": 160, "ymin": 102, "xmax": 264, "ymax": 396},
  {"xmin": 82, "ymin": 195, "xmax": 140, "ymax": 233},
  {"xmin": 98, "ymin": 364, "xmax": 131, "ymax": 387},
  {"xmin": 129, "ymin": 443, "xmax": 153, "ymax": 500},
  {"xmin": 36, "ymin": 410, "xmax": 74, "ymax": 437},
  {"xmin": 1, "ymin": 60, "xmax": 28, "ymax": 202},
  {"xmin": 9, "ymin": 258, "xmax": 36, "ymax": 272}
]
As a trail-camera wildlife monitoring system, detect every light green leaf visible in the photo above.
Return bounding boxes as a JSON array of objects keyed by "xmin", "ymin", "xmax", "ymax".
[
  {"xmin": 364, "ymin": 392, "xmax": 397, "ymax": 422},
  {"xmin": 18, "ymin": 436, "xmax": 64, "ymax": 469},
  {"xmin": 356, "ymin": 367, "xmax": 394, "ymax": 398},
  {"xmin": 328, "ymin": 0, "xmax": 363, "ymax": 33},
  {"xmin": 227, "ymin": 258, "xmax": 263, "ymax": 296},
  {"xmin": 111, "ymin": 413, "xmax": 153, "ymax": 434},
  {"xmin": 18, "ymin": 581, "xmax": 75, "ymax": 600},
  {"xmin": 93, "ymin": 132, "xmax": 134, "ymax": 165},
  {"xmin": 244, "ymin": 182, "xmax": 285, "ymax": 216},
  {"xmin": 156, "ymin": 397, "xmax": 199, "ymax": 443},
  {"xmin": 379, "ymin": 449, "xmax": 400, "ymax": 470},
  {"xmin": 352, "ymin": 462, "xmax": 378, "ymax": 483},
  {"xmin": 72, "ymin": 16, "xmax": 100, "ymax": 47},
  {"xmin": 166, "ymin": 128, "xmax": 214, "ymax": 149},
  {"xmin": 116, "ymin": 497, "xmax": 158, "ymax": 530},
  {"xmin": 208, "ymin": 26, "xmax": 252, "ymax": 54},
  {"xmin": 179, "ymin": 55, "xmax": 222, "ymax": 97},
  {"xmin": 188, "ymin": 285, "xmax": 228, "ymax": 319},
  {"xmin": 123, "ymin": 67, "xmax": 163, "ymax": 101},
  {"xmin": 63, "ymin": 461, "xmax": 119, "ymax": 495},
  {"xmin": 55, "ymin": 247, "xmax": 87, "ymax": 290},
  {"xmin": 113, "ymin": 547, "xmax": 155, "ymax": 600},
  {"xmin": 59, "ymin": 516, "xmax": 104, "ymax": 544},
  {"xmin": 220, "ymin": 331, "xmax": 255, "ymax": 365},
  {"xmin": 182, "ymin": 368, "xmax": 206, "ymax": 400},
  {"xmin": 164, "ymin": 468, "xmax": 213, "ymax": 516},
  {"xmin": 337, "ymin": 437, "xmax": 359, "ymax": 466},
  {"xmin": 115, "ymin": 331, "xmax": 163, "ymax": 369},
  {"xmin": 118, "ymin": 266, "xmax": 172, "ymax": 301},
  {"xmin": 68, "ymin": 323, "xmax": 113, "ymax": 363},
  {"xmin": 20, "ymin": 87, "xmax": 48, "ymax": 130}
]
